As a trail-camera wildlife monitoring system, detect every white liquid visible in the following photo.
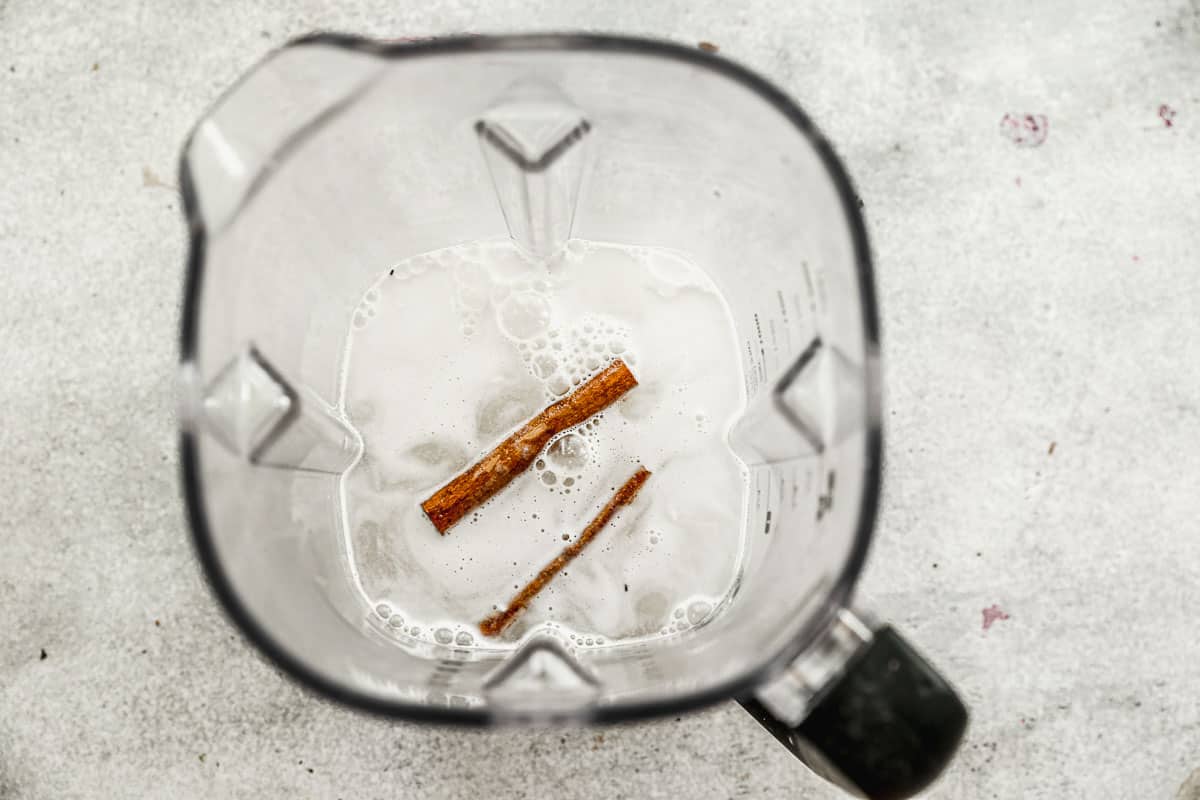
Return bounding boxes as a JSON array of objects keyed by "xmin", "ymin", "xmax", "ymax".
[{"xmin": 338, "ymin": 239, "xmax": 747, "ymax": 648}]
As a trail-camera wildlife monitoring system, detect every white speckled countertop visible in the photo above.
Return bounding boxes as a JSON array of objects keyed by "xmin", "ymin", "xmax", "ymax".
[{"xmin": 2, "ymin": 1, "xmax": 1198, "ymax": 797}]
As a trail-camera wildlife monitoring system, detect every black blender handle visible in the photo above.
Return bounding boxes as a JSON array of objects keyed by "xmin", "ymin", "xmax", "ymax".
[{"xmin": 739, "ymin": 626, "xmax": 967, "ymax": 800}]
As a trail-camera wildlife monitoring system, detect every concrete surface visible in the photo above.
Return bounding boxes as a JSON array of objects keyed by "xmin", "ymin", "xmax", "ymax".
[{"xmin": 2, "ymin": 1, "xmax": 1199, "ymax": 798}]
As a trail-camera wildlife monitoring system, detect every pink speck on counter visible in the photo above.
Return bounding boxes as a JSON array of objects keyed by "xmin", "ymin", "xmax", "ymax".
[
  {"xmin": 1159, "ymin": 104, "xmax": 1177, "ymax": 128},
  {"xmin": 1000, "ymin": 113, "xmax": 1048, "ymax": 147},
  {"xmin": 982, "ymin": 604, "xmax": 1011, "ymax": 631}
]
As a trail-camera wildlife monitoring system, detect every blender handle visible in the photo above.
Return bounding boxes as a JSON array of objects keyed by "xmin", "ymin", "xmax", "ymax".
[{"xmin": 738, "ymin": 624, "xmax": 967, "ymax": 800}]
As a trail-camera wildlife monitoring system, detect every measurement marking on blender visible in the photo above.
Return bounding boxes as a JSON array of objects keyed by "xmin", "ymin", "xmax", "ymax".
[{"xmin": 801, "ymin": 260, "xmax": 816, "ymax": 313}]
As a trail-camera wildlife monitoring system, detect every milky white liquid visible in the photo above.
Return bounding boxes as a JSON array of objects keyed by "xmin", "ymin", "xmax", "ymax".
[{"xmin": 338, "ymin": 238, "xmax": 747, "ymax": 649}]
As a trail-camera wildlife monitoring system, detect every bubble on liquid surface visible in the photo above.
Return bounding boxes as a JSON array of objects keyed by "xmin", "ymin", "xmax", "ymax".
[
  {"xmin": 687, "ymin": 600, "xmax": 713, "ymax": 625},
  {"xmin": 497, "ymin": 292, "xmax": 552, "ymax": 340},
  {"xmin": 434, "ymin": 627, "xmax": 454, "ymax": 645},
  {"xmin": 548, "ymin": 375, "xmax": 572, "ymax": 397},
  {"xmin": 673, "ymin": 607, "xmax": 685, "ymax": 620},
  {"xmin": 532, "ymin": 354, "xmax": 558, "ymax": 380},
  {"xmin": 563, "ymin": 239, "xmax": 590, "ymax": 260},
  {"xmin": 387, "ymin": 615, "xmax": 406, "ymax": 629},
  {"xmin": 541, "ymin": 470, "xmax": 557, "ymax": 486},
  {"xmin": 455, "ymin": 631, "xmax": 474, "ymax": 646},
  {"xmin": 459, "ymin": 287, "xmax": 487, "ymax": 313},
  {"xmin": 546, "ymin": 433, "xmax": 589, "ymax": 471},
  {"xmin": 365, "ymin": 289, "xmax": 379, "ymax": 303},
  {"xmin": 375, "ymin": 603, "xmax": 392, "ymax": 619}
]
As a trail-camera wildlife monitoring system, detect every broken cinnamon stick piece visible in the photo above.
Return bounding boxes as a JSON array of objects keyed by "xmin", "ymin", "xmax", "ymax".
[
  {"xmin": 421, "ymin": 359, "xmax": 638, "ymax": 534},
  {"xmin": 479, "ymin": 466, "xmax": 652, "ymax": 637}
]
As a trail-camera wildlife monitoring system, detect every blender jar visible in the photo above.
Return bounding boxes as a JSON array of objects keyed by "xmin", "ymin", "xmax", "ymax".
[{"xmin": 177, "ymin": 33, "xmax": 967, "ymax": 799}]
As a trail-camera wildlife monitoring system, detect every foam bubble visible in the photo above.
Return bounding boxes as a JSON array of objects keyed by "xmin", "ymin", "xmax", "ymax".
[
  {"xmin": 496, "ymin": 292, "xmax": 552, "ymax": 340},
  {"xmin": 687, "ymin": 600, "xmax": 713, "ymax": 625},
  {"xmin": 546, "ymin": 433, "xmax": 588, "ymax": 471},
  {"xmin": 375, "ymin": 603, "xmax": 392, "ymax": 618},
  {"xmin": 434, "ymin": 627, "xmax": 454, "ymax": 645},
  {"xmin": 532, "ymin": 354, "xmax": 558, "ymax": 379}
]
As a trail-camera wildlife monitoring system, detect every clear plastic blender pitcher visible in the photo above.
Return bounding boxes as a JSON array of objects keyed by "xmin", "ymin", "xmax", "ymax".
[{"xmin": 177, "ymin": 33, "xmax": 967, "ymax": 799}]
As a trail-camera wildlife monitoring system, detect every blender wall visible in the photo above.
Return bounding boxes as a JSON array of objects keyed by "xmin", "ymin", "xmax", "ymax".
[{"xmin": 180, "ymin": 39, "xmax": 877, "ymax": 719}]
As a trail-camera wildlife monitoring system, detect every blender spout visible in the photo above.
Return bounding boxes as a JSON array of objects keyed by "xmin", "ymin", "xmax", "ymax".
[{"xmin": 476, "ymin": 81, "xmax": 591, "ymax": 261}]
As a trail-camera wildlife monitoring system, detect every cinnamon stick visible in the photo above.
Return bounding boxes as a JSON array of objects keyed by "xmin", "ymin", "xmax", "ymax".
[
  {"xmin": 421, "ymin": 359, "xmax": 638, "ymax": 534},
  {"xmin": 479, "ymin": 466, "xmax": 651, "ymax": 637}
]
